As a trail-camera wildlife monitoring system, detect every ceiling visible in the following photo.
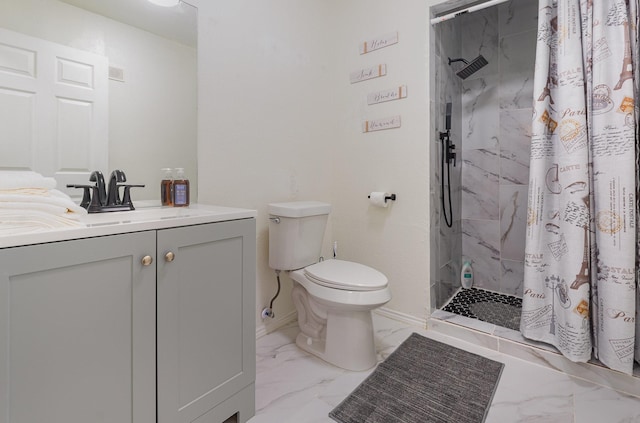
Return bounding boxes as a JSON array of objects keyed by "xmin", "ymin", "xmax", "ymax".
[{"xmin": 59, "ymin": 0, "xmax": 197, "ymax": 47}]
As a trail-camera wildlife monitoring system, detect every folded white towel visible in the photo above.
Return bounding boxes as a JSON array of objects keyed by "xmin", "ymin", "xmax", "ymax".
[
  {"xmin": 0, "ymin": 171, "xmax": 57, "ymax": 190},
  {"xmin": 0, "ymin": 172, "xmax": 90, "ymax": 236},
  {"xmin": 0, "ymin": 189, "xmax": 87, "ymax": 216},
  {"xmin": 0, "ymin": 210, "xmax": 85, "ymax": 236},
  {"xmin": 0, "ymin": 188, "xmax": 50, "ymax": 196},
  {"xmin": 0, "ymin": 202, "xmax": 82, "ymax": 220}
]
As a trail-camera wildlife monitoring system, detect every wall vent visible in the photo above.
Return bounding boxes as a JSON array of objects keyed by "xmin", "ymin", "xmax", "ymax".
[{"xmin": 108, "ymin": 66, "xmax": 125, "ymax": 82}]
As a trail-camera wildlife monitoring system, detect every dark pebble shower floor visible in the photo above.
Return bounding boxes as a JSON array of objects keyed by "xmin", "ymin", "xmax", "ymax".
[{"xmin": 442, "ymin": 287, "xmax": 523, "ymax": 331}]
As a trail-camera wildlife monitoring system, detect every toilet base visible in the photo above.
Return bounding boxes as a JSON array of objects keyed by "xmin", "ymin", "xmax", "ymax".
[{"xmin": 295, "ymin": 309, "xmax": 378, "ymax": 372}]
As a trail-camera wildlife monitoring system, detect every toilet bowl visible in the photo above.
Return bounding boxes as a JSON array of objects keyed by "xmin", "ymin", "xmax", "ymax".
[
  {"xmin": 268, "ymin": 201, "xmax": 392, "ymax": 371},
  {"xmin": 289, "ymin": 259, "xmax": 391, "ymax": 371}
]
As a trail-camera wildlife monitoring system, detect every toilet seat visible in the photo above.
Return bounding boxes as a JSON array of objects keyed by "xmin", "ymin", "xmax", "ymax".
[{"xmin": 304, "ymin": 259, "xmax": 388, "ymax": 291}]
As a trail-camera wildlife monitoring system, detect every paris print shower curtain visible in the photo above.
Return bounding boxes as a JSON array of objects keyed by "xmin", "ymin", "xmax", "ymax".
[{"xmin": 521, "ymin": 0, "xmax": 640, "ymax": 374}]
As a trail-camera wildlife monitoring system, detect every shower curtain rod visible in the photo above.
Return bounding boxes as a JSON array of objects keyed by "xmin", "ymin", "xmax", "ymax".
[{"xmin": 430, "ymin": 0, "xmax": 511, "ymax": 25}]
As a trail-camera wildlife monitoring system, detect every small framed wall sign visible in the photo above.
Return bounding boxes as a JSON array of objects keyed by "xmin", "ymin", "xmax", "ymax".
[
  {"xmin": 350, "ymin": 64, "xmax": 387, "ymax": 84},
  {"xmin": 359, "ymin": 32, "xmax": 398, "ymax": 55},
  {"xmin": 367, "ymin": 85, "xmax": 407, "ymax": 105},
  {"xmin": 362, "ymin": 115, "xmax": 401, "ymax": 133}
]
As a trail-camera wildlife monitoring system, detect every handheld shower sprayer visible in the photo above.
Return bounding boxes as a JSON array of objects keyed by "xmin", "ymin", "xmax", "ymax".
[
  {"xmin": 441, "ymin": 102, "xmax": 456, "ymax": 167},
  {"xmin": 439, "ymin": 102, "xmax": 455, "ymax": 228}
]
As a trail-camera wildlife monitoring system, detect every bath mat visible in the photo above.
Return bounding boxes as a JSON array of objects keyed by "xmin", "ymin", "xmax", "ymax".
[{"xmin": 329, "ymin": 333, "xmax": 504, "ymax": 423}]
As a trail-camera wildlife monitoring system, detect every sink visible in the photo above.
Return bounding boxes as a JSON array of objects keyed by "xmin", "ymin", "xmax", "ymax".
[
  {"xmin": 0, "ymin": 204, "xmax": 256, "ymax": 249},
  {"xmin": 81, "ymin": 206, "xmax": 206, "ymax": 227}
]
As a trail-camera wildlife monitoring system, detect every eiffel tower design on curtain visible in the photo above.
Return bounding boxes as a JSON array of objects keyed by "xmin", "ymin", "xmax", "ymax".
[{"xmin": 570, "ymin": 196, "xmax": 590, "ymax": 290}]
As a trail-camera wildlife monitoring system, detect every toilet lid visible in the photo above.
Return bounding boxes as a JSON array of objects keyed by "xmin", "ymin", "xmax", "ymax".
[{"xmin": 304, "ymin": 259, "xmax": 388, "ymax": 291}]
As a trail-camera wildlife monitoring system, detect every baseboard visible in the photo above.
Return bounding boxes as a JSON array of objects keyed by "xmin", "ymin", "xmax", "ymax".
[
  {"xmin": 374, "ymin": 307, "xmax": 427, "ymax": 328},
  {"xmin": 256, "ymin": 309, "xmax": 297, "ymax": 339},
  {"xmin": 257, "ymin": 308, "xmax": 426, "ymax": 338}
]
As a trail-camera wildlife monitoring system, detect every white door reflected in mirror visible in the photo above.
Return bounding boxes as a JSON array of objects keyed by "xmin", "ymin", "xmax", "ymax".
[{"xmin": 0, "ymin": 0, "xmax": 198, "ymax": 203}]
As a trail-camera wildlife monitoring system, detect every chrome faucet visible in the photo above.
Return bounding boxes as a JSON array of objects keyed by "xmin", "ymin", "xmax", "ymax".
[{"xmin": 107, "ymin": 169, "xmax": 127, "ymax": 206}]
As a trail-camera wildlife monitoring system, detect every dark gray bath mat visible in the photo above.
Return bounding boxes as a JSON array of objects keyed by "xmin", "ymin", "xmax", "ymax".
[{"xmin": 329, "ymin": 333, "xmax": 504, "ymax": 423}]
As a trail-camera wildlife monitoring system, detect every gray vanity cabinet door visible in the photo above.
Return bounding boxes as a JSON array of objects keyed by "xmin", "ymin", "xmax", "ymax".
[
  {"xmin": 157, "ymin": 219, "xmax": 256, "ymax": 423},
  {"xmin": 0, "ymin": 231, "xmax": 156, "ymax": 423}
]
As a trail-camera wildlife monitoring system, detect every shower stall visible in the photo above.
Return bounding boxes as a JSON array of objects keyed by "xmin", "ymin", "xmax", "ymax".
[{"xmin": 430, "ymin": 0, "xmax": 538, "ymax": 328}]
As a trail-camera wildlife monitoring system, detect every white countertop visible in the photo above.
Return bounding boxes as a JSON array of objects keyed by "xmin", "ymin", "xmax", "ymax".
[{"xmin": 0, "ymin": 204, "xmax": 256, "ymax": 249}]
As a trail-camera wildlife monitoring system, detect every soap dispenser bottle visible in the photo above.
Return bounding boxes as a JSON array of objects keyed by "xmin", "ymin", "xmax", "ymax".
[
  {"xmin": 461, "ymin": 260, "xmax": 473, "ymax": 289},
  {"xmin": 172, "ymin": 167, "xmax": 190, "ymax": 207},
  {"xmin": 161, "ymin": 168, "xmax": 173, "ymax": 206}
]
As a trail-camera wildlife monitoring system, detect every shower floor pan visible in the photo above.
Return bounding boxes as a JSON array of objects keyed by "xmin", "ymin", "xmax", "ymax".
[{"xmin": 441, "ymin": 287, "xmax": 522, "ymax": 331}]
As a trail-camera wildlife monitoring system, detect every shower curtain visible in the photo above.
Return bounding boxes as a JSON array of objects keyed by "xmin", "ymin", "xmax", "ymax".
[{"xmin": 521, "ymin": 0, "xmax": 640, "ymax": 374}]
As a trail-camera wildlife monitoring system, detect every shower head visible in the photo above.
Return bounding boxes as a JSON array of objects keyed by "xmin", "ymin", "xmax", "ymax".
[{"xmin": 448, "ymin": 55, "xmax": 489, "ymax": 79}]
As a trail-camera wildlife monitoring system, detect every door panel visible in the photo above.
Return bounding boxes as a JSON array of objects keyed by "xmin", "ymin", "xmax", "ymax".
[
  {"xmin": 0, "ymin": 27, "xmax": 108, "ymax": 196},
  {"xmin": 0, "ymin": 231, "xmax": 156, "ymax": 423},
  {"xmin": 157, "ymin": 220, "xmax": 256, "ymax": 423}
]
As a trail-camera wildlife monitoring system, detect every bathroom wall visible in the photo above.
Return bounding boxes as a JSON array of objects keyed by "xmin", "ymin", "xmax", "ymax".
[
  {"xmin": 458, "ymin": 0, "xmax": 538, "ymax": 296},
  {"xmin": 328, "ymin": 0, "xmax": 431, "ymax": 322},
  {"xmin": 0, "ymin": 0, "xmax": 198, "ymax": 201},
  {"xmin": 194, "ymin": 0, "xmax": 436, "ymax": 332},
  {"xmin": 193, "ymin": 0, "xmax": 336, "ymax": 333}
]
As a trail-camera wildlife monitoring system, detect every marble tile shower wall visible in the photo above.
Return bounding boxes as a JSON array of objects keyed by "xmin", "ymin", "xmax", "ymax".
[
  {"xmin": 431, "ymin": 17, "xmax": 463, "ymax": 309},
  {"xmin": 460, "ymin": 0, "xmax": 538, "ymax": 297}
]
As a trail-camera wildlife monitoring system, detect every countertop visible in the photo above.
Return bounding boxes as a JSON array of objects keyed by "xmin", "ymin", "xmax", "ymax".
[{"xmin": 0, "ymin": 203, "xmax": 257, "ymax": 249}]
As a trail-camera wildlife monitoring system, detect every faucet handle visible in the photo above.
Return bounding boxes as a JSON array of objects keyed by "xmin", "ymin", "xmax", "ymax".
[
  {"xmin": 87, "ymin": 185, "xmax": 103, "ymax": 213},
  {"xmin": 89, "ymin": 171, "xmax": 106, "ymax": 206},
  {"xmin": 120, "ymin": 184, "xmax": 145, "ymax": 210},
  {"xmin": 107, "ymin": 170, "xmax": 127, "ymax": 206},
  {"xmin": 66, "ymin": 184, "xmax": 93, "ymax": 209}
]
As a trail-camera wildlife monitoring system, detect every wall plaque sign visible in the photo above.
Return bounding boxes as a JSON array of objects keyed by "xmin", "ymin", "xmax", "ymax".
[
  {"xmin": 367, "ymin": 85, "xmax": 407, "ymax": 105},
  {"xmin": 350, "ymin": 64, "xmax": 387, "ymax": 84},
  {"xmin": 362, "ymin": 115, "xmax": 401, "ymax": 133},
  {"xmin": 359, "ymin": 32, "xmax": 398, "ymax": 55}
]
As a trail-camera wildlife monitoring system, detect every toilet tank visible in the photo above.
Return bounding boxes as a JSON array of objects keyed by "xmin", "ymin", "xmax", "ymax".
[{"xmin": 268, "ymin": 201, "xmax": 331, "ymax": 271}]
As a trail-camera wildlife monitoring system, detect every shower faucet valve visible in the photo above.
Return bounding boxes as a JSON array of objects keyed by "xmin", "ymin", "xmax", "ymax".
[{"xmin": 447, "ymin": 142, "xmax": 457, "ymax": 167}]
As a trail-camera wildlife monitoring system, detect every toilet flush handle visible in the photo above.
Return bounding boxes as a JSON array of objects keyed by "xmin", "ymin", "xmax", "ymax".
[{"xmin": 269, "ymin": 217, "xmax": 280, "ymax": 224}]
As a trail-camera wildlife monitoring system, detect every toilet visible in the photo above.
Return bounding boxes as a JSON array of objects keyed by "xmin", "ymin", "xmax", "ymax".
[{"xmin": 268, "ymin": 201, "xmax": 391, "ymax": 371}]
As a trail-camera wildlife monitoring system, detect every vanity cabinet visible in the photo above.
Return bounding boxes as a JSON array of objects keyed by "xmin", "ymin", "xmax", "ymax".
[
  {"xmin": 157, "ymin": 219, "xmax": 256, "ymax": 423},
  {"xmin": 0, "ymin": 217, "xmax": 256, "ymax": 423},
  {"xmin": 0, "ymin": 231, "xmax": 157, "ymax": 423}
]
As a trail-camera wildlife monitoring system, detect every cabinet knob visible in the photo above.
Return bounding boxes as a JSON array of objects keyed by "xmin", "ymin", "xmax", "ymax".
[
  {"xmin": 165, "ymin": 251, "xmax": 175, "ymax": 262},
  {"xmin": 141, "ymin": 255, "xmax": 153, "ymax": 266}
]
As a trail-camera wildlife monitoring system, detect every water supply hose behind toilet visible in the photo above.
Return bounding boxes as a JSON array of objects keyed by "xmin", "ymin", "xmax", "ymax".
[{"xmin": 261, "ymin": 270, "xmax": 281, "ymax": 319}]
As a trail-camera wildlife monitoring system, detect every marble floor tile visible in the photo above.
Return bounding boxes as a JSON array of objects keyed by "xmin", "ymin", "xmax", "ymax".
[
  {"xmin": 248, "ymin": 314, "xmax": 640, "ymax": 423},
  {"xmin": 573, "ymin": 381, "xmax": 640, "ymax": 423}
]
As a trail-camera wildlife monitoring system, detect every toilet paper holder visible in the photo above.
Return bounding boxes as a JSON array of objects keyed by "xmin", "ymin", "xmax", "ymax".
[{"xmin": 367, "ymin": 193, "xmax": 396, "ymax": 203}]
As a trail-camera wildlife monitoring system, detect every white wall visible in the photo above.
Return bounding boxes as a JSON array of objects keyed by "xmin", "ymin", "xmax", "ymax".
[
  {"xmin": 194, "ymin": 0, "xmax": 440, "ymax": 333},
  {"xmin": 329, "ymin": 0, "xmax": 432, "ymax": 322},
  {"xmin": 193, "ymin": 0, "xmax": 336, "ymax": 331},
  {"xmin": 0, "ymin": 0, "xmax": 197, "ymax": 201}
]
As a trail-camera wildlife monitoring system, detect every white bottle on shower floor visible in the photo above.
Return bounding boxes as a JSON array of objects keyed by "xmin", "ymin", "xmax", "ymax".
[{"xmin": 461, "ymin": 260, "xmax": 473, "ymax": 289}]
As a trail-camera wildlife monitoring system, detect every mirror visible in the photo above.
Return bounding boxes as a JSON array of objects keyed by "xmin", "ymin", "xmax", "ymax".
[{"xmin": 0, "ymin": 0, "xmax": 198, "ymax": 203}]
